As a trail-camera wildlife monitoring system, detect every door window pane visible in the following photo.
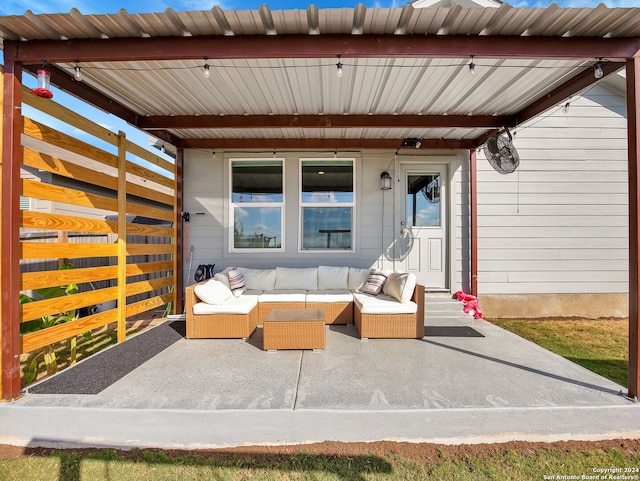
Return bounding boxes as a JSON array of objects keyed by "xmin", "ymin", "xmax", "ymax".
[{"xmin": 407, "ymin": 174, "xmax": 441, "ymax": 227}]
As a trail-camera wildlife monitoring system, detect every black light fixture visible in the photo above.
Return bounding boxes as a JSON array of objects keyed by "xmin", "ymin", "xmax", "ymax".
[
  {"xmin": 402, "ymin": 138, "xmax": 422, "ymax": 149},
  {"xmin": 380, "ymin": 171, "xmax": 392, "ymax": 190}
]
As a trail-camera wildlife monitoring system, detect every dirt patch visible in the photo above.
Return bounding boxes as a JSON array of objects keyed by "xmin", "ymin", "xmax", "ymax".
[{"xmin": 1, "ymin": 439, "xmax": 639, "ymax": 463}]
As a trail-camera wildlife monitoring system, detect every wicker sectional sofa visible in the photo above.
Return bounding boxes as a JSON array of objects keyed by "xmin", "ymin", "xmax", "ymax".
[{"xmin": 185, "ymin": 265, "xmax": 425, "ymax": 340}]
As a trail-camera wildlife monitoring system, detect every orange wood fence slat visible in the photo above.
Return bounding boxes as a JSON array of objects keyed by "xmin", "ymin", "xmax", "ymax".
[
  {"xmin": 22, "ymin": 178, "xmax": 174, "ymax": 223},
  {"xmin": 22, "ymin": 242, "xmax": 118, "ymax": 260}
]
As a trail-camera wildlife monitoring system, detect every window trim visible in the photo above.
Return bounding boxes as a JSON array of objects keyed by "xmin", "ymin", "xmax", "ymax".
[
  {"xmin": 298, "ymin": 157, "xmax": 356, "ymax": 253},
  {"xmin": 229, "ymin": 158, "xmax": 285, "ymax": 253}
]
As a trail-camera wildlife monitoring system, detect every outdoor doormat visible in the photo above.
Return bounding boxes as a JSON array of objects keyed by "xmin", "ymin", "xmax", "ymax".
[
  {"xmin": 27, "ymin": 320, "xmax": 186, "ymax": 395},
  {"xmin": 424, "ymin": 326, "xmax": 484, "ymax": 338}
]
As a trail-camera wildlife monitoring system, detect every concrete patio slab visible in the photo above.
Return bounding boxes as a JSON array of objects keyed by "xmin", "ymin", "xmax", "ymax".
[{"xmin": 0, "ymin": 317, "xmax": 638, "ymax": 449}]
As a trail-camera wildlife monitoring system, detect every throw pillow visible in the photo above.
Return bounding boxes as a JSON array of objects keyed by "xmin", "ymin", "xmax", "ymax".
[
  {"xmin": 383, "ymin": 272, "xmax": 417, "ymax": 303},
  {"xmin": 359, "ymin": 269, "xmax": 388, "ymax": 295},
  {"xmin": 227, "ymin": 269, "xmax": 246, "ymax": 297},
  {"xmin": 194, "ymin": 279, "xmax": 233, "ymax": 305}
]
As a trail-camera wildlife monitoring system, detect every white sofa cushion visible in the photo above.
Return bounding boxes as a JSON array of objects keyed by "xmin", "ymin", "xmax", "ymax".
[
  {"xmin": 275, "ymin": 267, "xmax": 318, "ymax": 291},
  {"xmin": 194, "ymin": 279, "xmax": 233, "ymax": 305},
  {"xmin": 259, "ymin": 290, "xmax": 307, "ymax": 303},
  {"xmin": 353, "ymin": 292, "xmax": 417, "ymax": 315},
  {"xmin": 237, "ymin": 267, "xmax": 276, "ymax": 291},
  {"xmin": 383, "ymin": 272, "xmax": 417, "ymax": 303},
  {"xmin": 348, "ymin": 267, "xmax": 371, "ymax": 291},
  {"xmin": 193, "ymin": 295, "xmax": 257, "ymax": 315},
  {"xmin": 306, "ymin": 290, "xmax": 353, "ymax": 303},
  {"xmin": 318, "ymin": 265, "xmax": 349, "ymax": 290}
]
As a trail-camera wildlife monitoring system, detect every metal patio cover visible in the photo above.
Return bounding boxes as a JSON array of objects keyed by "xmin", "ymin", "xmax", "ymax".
[
  {"xmin": 1, "ymin": 2, "xmax": 639, "ymax": 150},
  {"xmin": 1, "ymin": 3, "xmax": 640, "ymax": 401}
]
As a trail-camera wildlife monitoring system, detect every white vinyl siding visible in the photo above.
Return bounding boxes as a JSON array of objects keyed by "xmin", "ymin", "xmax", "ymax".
[{"xmin": 475, "ymin": 84, "xmax": 628, "ymax": 295}]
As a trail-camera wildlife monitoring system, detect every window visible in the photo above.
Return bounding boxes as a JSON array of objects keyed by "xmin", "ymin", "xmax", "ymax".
[
  {"xmin": 300, "ymin": 159, "xmax": 354, "ymax": 251},
  {"xmin": 230, "ymin": 160, "xmax": 283, "ymax": 250},
  {"xmin": 407, "ymin": 174, "xmax": 441, "ymax": 227}
]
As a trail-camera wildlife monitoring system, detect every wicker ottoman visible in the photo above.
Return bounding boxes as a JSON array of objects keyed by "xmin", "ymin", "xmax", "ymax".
[{"xmin": 263, "ymin": 308, "xmax": 325, "ymax": 351}]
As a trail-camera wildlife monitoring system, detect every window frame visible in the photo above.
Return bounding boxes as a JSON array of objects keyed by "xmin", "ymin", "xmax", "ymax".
[
  {"xmin": 298, "ymin": 157, "xmax": 356, "ymax": 253},
  {"xmin": 228, "ymin": 158, "xmax": 285, "ymax": 253}
]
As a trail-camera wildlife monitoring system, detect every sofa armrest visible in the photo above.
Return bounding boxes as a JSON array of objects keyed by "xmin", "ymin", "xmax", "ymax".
[
  {"xmin": 185, "ymin": 281, "xmax": 206, "ymax": 339},
  {"xmin": 412, "ymin": 283, "xmax": 425, "ymax": 338}
]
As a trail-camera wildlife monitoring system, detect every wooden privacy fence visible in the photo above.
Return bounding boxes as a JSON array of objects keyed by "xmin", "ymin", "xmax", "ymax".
[{"xmin": 16, "ymin": 84, "xmax": 177, "ymax": 354}]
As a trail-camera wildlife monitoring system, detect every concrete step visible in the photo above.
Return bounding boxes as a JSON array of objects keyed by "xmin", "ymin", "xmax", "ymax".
[{"xmin": 424, "ymin": 293, "xmax": 475, "ymax": 326}]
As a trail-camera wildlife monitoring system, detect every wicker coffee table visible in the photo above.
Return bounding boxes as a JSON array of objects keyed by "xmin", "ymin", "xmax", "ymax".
[{"xmin": 263, "ymin": 308, "xmax": 325, "ymax": 351}]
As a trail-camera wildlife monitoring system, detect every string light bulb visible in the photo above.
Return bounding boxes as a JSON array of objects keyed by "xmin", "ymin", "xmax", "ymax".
[
  {"xmin": 74, "ymin": 61, "xmax": 82, "ymax": 81},
  {"xmin": 594, "ymin": 60, "xmax": 604, "ymax": 79},
  {"xmin": 468, "ymin": 55, "xmax": 476, "ymax": 77},
  {"xmin": 203, "ymin": 57, "xmax": 211, "ymax": 79},
  {"xmin": 336, "ymin": 55, "xmax": 343, "ymax": 78}
]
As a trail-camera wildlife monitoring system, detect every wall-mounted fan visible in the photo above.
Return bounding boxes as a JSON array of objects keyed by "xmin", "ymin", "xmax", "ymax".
[{"xmin": 483, "ymin": 128, "xmax": 520, "ymax": 174}]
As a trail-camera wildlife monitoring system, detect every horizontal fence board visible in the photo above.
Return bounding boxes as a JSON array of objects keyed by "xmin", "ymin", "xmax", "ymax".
[
  {"xmin": 22, "ymin": 242, "xmax": 118, "ymax": 260},
  {"xmin": 21, "ymin": 265, "xmax": 117, "ymax": 291},
  {"xmin": 24, "ymin": 117, "xmax": 175, "ymax": 192},
  {"xmin": 23, "ymin": 211, "xmax": 117, "ymax": 235},
  {"xmin": 21, "ymin": 286, "xmax": 118, "ymax": 323},
  {"xmin": 126, "ymin": 292, "xmax": 173, "ymax": 318},
  {"xmin": 126, "ymin": 139, "xmax": 175, "ymax": 176},
  {"xmin": 23, "ymin": 148, "xmax": 174, "ymax": 207},
  {"xmin": 23, "ymin": 117, "xmax": 117, "ymax": 168},
  {"xmin": 22, "ymin": 86, "xmax": 117, "ymax": 146},
  {"xmin": 126, "ymin": 243, "xmax": 175, "ymax": 256},
  {"xmin": 126, "ymin": 223, "xmax": 174, "ymax": 238},
  {"xmin": 21, "ymin": 179, "xmax": 174, "ymax": 223},
  {"xmin": 126, "ymin": 276, "xmax": 174, "ymax": 297},
  {"xmin": 127, "ymin": 260, "xmax": 174, "ymax": 277},
  {"xmin": 21, "ymin": 309, "xmax": 118, "ymax": 353}
]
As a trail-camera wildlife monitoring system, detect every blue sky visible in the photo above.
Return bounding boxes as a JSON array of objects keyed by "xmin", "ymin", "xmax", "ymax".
[{"xmin": 0, "ymin": 0, "xmax": 639, "ymax": 16}]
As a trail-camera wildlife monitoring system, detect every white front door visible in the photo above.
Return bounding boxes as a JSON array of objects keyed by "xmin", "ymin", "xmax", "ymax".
[{"xmin": 395, "ymin": 163, "xmax": 448, "ymax": 289}]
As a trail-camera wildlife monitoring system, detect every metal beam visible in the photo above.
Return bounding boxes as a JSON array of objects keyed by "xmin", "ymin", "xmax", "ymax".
[
  {"xmin": 628, "ymin": 54, "xmax": 640, "ymax": 400},
  {"xmin": 1, "ymin": 60, "xmax": 23, "ymax": 401},
  {"xmin": 470, "ymin": 149, "xmax": 478, "ymax": 297},
  {"xmin": 22, "ymin": 64, "xmax": 181, "ymax": 148},
  {"xmin": 174, "ymin": 148, "xmax": 184, "ymax": 315},
  {"xmin": 516, "ymin": 62, "xmax": 625, "ymax": 125},
  {"xmin": 24, "ymin": 64, "xmax": 140, "ymax": 126},
  {"xmin": 138, "ymin": 114, "xmax": 514, "ymax": 130},
  {"xmin": 471, "ymin": 62, "xmax": 625, "ymax": 148},
  {"xmin": 178, "ymin": 137, "xmax": 477, "ymax": 151},
  {"xmin": 7, "ymin": 35, "xmax": 640, "ymax": 64}
]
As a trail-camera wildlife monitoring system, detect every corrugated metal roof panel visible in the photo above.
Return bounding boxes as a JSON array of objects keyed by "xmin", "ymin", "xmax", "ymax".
[
  {"xmin": 2, "ymin": 6, "xmax": 640, "ymax": 42},
  {"xmin": 2, "ymin": 5, "xmax": 638, "ymax": 148}
]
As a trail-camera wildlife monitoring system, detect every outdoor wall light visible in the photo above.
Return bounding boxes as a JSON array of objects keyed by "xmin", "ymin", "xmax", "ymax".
[{"xmin": 380, "ymin": 171, "xmax": 392, "ymax": 190}]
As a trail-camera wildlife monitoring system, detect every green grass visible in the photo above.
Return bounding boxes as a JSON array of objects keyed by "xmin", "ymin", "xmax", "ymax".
[
  {"xmin": 1, "ymin": 443, "xmax": 639, "ymax": 481},
  {"xmin": 489, "ymin": 318, "xmax": 628, "ymax": 387}
]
